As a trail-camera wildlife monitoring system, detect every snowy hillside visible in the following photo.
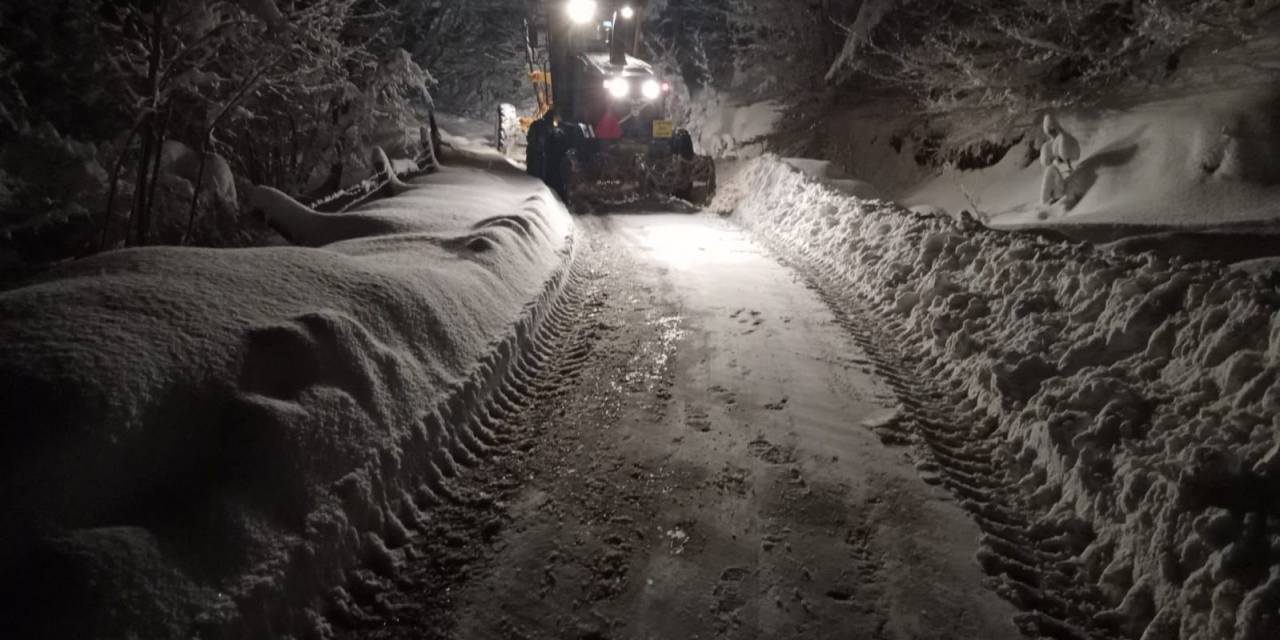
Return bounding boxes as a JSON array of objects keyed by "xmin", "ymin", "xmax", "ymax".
[
  {"xmin": 901, "ymin": 87, "xmax": 1280, "ymax": 234},
  {"xmin": 0, "ymin": 164, "xmax": 575, "ymax": 637},
  {"xmin": 717, "ymin": 155, "xmax": 1280, "ymax": 640}
]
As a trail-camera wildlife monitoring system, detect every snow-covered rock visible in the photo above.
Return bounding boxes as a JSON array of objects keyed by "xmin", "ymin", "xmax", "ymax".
[
  {"xmin": 717, "ymin": 154, "xmax": 1280, "ymax": 640},
  {"xmin": 0, "ymin": 165, "xmax": 575, "ymax": 637},
  {"xmin": 160, "ymin": 139, "xmax": 239, "ymax": 212}
]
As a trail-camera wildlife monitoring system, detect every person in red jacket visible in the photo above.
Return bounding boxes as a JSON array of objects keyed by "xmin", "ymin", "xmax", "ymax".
[{"xmin": 596, "ymin": 106, "xmax": 623, "ymax": 140}]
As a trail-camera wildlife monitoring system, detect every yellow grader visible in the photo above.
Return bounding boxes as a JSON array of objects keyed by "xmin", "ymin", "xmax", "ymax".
[{"xmin": 497, "ymin": 0, "xmax": 716, "ymax": 210}]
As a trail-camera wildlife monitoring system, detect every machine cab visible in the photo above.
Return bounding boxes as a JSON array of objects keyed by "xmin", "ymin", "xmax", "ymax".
[{"xmin": 548, "ymin": 1, "xmax": 671, "ymax": 140}]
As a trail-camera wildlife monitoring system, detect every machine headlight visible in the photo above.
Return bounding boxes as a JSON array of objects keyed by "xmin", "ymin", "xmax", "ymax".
[
  {"xmin": 620, "ymin": 6, "xmax": 635, "ymax": 19},
  {"xmin": 605, "ymin": 77, "xmax": 630, "ymax": 99},
  {"xmin": 641, "ymin": 79, "xmax": 661, "ymax": 100},
  {"xmin": 567, "ymin": 0, "xmax": 597, "ymax": 24}
]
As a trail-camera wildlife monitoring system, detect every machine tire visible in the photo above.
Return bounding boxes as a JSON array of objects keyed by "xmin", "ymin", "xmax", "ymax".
[
  {"xmin": 670, "ymin": 164, "xmax": 693, "ymax": 202},
  {"xmin": 559, "ymin": 151, "xmax": 582, "ymax": 212},
  {"xmin": 544, "ymin": 123, "xmax": 585, "ymax": 204},
  {"xmin": 561, "ymin": 123, "xmax": 588, "ymax": 154},
  {"xmin": 526, "ymin": 118, "xmax": 550, "ymax": 180},
  {"xmin": 671, "ymin": 129, "xmax": 696, "ymax": 159},
  {"xmin": 688, "ymin": 156, "xmax": 717, "ymax": 205}
]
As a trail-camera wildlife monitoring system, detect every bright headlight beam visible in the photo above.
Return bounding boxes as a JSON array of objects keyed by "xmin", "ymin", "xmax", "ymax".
[
  {"xmin": 620, "ymin": 6, "xmax": 635, "ymax": 19},
  {"xmin": 641, "ymin": 79, "xmax": 661, "ymax": 100},
  {"xmin": 605, "ymin": 77, "xmax": 630, "ymax": 99},
  {"xmin": 567, "ymin": 0, "xmax": 597, "ymax": 24}
]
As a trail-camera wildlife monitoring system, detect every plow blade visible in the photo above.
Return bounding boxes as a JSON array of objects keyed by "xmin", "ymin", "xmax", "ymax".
[{"xmin": 560, "ymin": 150, "xmax": 716, "ymax": 211}]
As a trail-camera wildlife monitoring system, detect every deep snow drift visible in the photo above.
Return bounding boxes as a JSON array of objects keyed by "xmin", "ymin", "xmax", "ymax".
[
  {"xmin": 823, "ymin": 85, "xmax": 1280, "ymax": 241},
  {"xmin": 436, "ymin": 112, "xmax": 500, "ymax": 156},
  {"xmin": 685, "ymin": 91, "xmax": 784, "ymax": 159},
  {"xmin": 717, "ymin": 155, "xmax": 1280, "ymax": 640},
  {"xmin": 909, "ymin": 87, "xmax": 1280, "ymax": 233},
  {"xmin": 0, "ymin": 164, "xmax": 574, "ymax": 637}
]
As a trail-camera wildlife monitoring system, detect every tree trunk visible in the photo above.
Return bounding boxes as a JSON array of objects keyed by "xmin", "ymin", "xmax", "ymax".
[
  {"xmin": 99, "ymin": 121, "xmax": 144, "ymax": 252},
  {"xmin": 128, "ymin": 119, "xmax": 155, "ymax": 247},
  {"xmin": 183, "ymin": 136, "xmax": 211, "ymax": 245},
  {"xmin": 144, "ymin": 111, "xmax": 168, "ymax": 243},
  {"xmin": 132, "ymin": 1, "xmax": 169, "ymax": 246}
]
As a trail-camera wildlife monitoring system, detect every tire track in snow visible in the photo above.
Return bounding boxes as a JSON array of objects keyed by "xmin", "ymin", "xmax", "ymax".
[
  {"xmin": 750, "ymin": 232, "xmax": 1114, "ymax": 640},
  {"xmin": 335, "ymin": 214, "xmax": 1020, "ymax": 640},
  {"xmin": 329, "ymin": 231, "xmax": 611, "ymax": 638}
]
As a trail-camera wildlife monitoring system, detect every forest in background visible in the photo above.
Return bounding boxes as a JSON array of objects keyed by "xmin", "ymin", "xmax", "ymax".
[
  {"xmin": 650, "ymin": 0, "xmax": 1277, "ymax": 148},
  {"xmin": 3, "ymin": 0, "xmax": 1276, "ymax": 278},
  {"xmin": 0, "ymin": 0, "xmax": 533, "ymax": 280},
  {"xmin": 652, "ymin": 0, "xmax": 1275, "ymax": 105}
]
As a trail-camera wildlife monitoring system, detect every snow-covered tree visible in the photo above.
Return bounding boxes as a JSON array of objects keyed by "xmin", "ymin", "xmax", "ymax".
[
  {"xmin": 648, "ymin": 0, "xmax": 860, "ymax": 96},
  {"xmin": 645, "ymin": 0, "xmax": 735, "ymax": 91},
  {"xmin": 1039, "ymin": 113, "xmax": 1081, "ymax": 206},
  {"xmin": 824, "ymin": 0, "xmax": 1273, "ymax": 113},
  {"xmin": 0, "ymin": 0, "xmax": 124, "ymax": 259},
  {"xmin": 397, "ymin": 0, "xmax": 532, "ymax": 118},
  {"xmin": 1, "ymin": 0, "xmax": 448, "ymax": 260}
]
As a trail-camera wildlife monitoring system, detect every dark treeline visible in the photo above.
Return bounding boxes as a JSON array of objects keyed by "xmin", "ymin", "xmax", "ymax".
[
  {"xmin": 0, "ymin": 0, "xmax": 529, "ymax": 274},
  {"xmin": 651, "ymin": 0, "xmax": 1275, "ymax": 110},
  {"xmin": 2, "ymin": 0, "xmax": 1270, "ymax": 275}
]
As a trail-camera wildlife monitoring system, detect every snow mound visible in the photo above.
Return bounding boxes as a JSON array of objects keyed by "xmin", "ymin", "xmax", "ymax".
[
  {"xmin": 719, "ymin": 155, "xmax": 1280, "ymax": 640},
  {"xmin": 1233, "ymin": 257, "xmax": 1280, "ymax": 278},
  {"xmin": 1101, "ymin": 227, "xmax": 1280, "ymax": 265},
  {"xmin": 903, "ymin": 87, "xmax": 1280, "ymax": 234},
  {"xmin": 436, "ymin": 112, "xmax": 497, "ymax": 149},
  {"xmin": 435, "ymin": 111, "xmax": 526, "ymax": 173},
  {"xmin": 159, "ymin": 140, "xmax": 239, "ymax": 212},
  {"xmin": 0, "ymin": 165, "xmax": 574, "ymax": 637},
  {"xmin": 783, "ymin": 157, "xmax": 884, "ymax": 200},
  {"xmin": 688, "ymin": 91, "xmax": 783, "ymax": 158}
]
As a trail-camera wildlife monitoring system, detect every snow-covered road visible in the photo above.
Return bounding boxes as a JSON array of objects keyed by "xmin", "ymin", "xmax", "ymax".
[{"xmin": 340, "ymin": 212, "xmax": 1020, "ymax": 639}]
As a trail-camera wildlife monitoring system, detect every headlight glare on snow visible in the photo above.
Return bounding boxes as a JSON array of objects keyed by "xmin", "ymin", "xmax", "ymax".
[
  {"xmin": 641, "ymin": 79, "xmax": 661, "ymax": 100},
  {"xmin": 605, "ymin": 77, "xmax": 630, "ymax": 99},
  {"xmin": 567, "ymin": 0, "xmax": 597, "ymax": 24}
]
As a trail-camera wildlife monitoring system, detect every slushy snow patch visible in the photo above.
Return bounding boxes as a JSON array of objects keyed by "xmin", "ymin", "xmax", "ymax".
[
  {"xmin": 719, "ymin": 155, "xmax": 1280, "ymax": 640},
  {"xmin": 0, "ymin": 165, "xmax": 574, "ymax": 637}
]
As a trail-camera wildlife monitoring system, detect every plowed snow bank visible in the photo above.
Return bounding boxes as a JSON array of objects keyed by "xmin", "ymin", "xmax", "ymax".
[
  {"xmin": 719, "ymin": 155, "xmax": 1280, "ymax": 640},
  {"xmin": 0, "ymin": 166, "xmax": 574, "ymax": 637}
]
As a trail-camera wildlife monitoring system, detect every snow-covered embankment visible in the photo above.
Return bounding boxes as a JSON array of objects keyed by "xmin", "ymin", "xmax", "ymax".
[
  {"xmin": 717, "ymin": 155, "xmax": 1280, "ymax": 639},
  {"xmin": 0, "ymin": 166, "xmax": 574, "ymax": 637}
]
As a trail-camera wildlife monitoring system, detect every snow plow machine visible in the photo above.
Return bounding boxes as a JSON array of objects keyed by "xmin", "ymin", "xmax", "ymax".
[{"xmin": 498, "ymin": 0, "xmax": 715, "ymax": 211}]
